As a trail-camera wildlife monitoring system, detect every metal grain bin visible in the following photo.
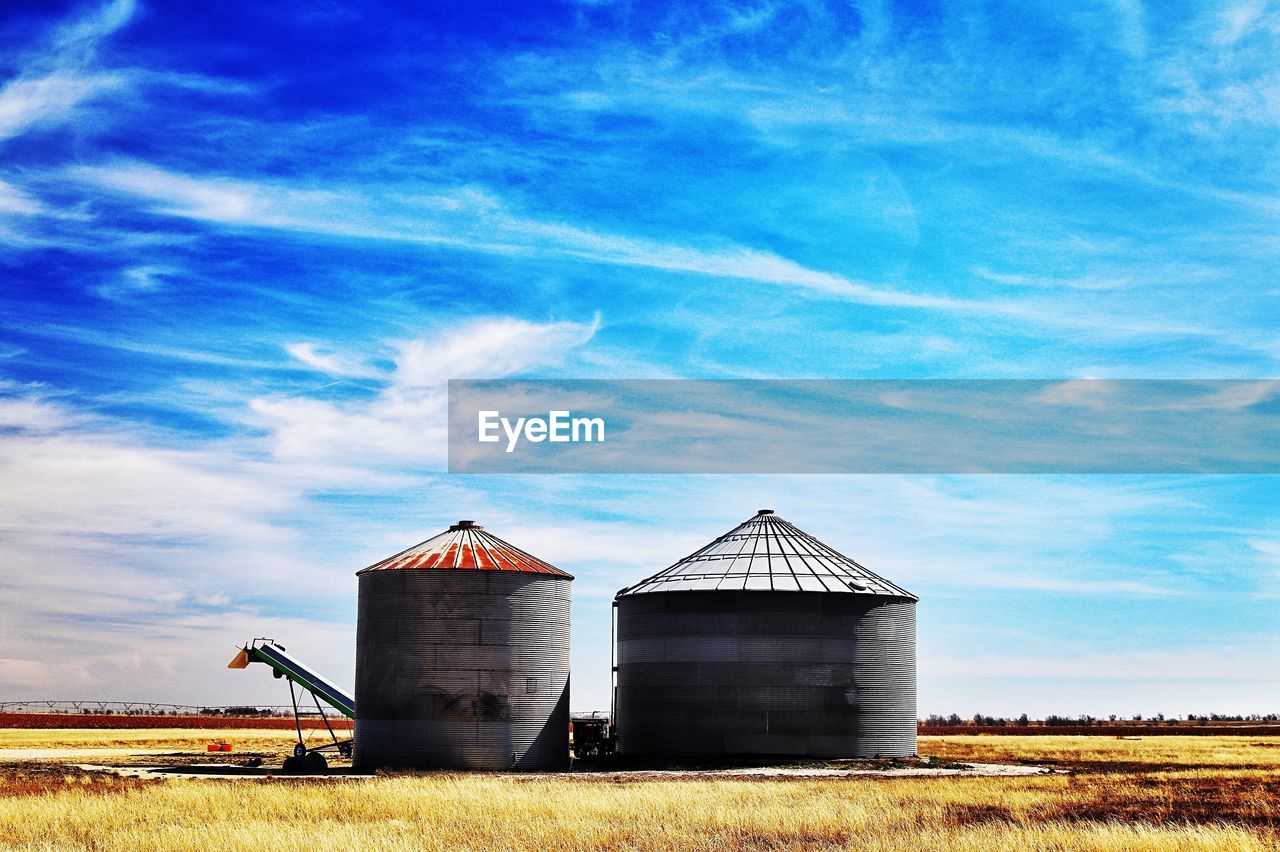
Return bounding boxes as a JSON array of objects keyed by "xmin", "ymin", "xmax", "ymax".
[
  {"xmin": 354, "ymin": 521, "xmax": 572, "ymax": 771},
  {"xmin": 614, "ymin": 510, "xmax": 916, "ymax": 759}
]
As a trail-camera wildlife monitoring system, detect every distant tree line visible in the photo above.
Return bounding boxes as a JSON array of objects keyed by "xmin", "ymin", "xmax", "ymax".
[{"xmin": 920, "ymin": 712, "xmax": 1280, "ymax": 727}]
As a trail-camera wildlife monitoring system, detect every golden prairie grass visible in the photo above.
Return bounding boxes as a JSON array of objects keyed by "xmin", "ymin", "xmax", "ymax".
[
  {"xmin": 919, "ymin": 734, "xmax": 1280, "ymax": 770},
  {"xmin": 0, "ymin": 773, "xmax": 1272, "ymax": 851},
  {"xmin": 0, "ymin": 764, "xmax": 151, "ymax": 799},
  {"xmin": 0, "ymin": 732, "xmax": 1275, "ymax": 851}
]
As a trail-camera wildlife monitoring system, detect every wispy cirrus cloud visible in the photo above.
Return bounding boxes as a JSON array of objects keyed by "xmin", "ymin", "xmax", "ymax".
[
  {"xmin": 0, "ymin": 0, "xmax": 252, "ymax": 146},
  {"xmin": 0, "ymin": 0, "xmax": 135, "ymax": 142},
  {"xmin": 499, "ymin": 2, "xmax": 1280, "ymax": 211},
  {"xmin": 0, "ymin": 0, "xmax": 253, "ymax": 250},
  {"xmin": 0, "ymin": 70, "xmax": 127, "ymax": 141},
  {"xmin": 283, "ymin": 343, "xmax": 383, "ymax": 380},
  {"xmin": 69, "ymin": 159, "xmax": 1266, "ymax": 357},
  {"xmin": 72, "ymin": 160, "xmax": 975, "ymax": 310},
  {"xmin": 0, "ymin": 179, "xmax": 43, "ymax": 216},
  {"xmin": 92, "ymin": 264, "xmax": 175, "ymax": 301}
]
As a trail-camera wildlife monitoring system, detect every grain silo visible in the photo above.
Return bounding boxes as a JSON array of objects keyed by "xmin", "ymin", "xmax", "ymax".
[
  {"xmin": 354, "ymin": 520, "xmax": 572, "ymax": 771},
  {"xmin": 614, "ymin": 509, "xmax": 916, "ymax": 759}
]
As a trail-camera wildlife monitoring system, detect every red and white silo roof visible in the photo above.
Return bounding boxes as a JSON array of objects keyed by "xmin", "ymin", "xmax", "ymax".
[{"xmin": 358, "ymin": 520, "xmax": 573, "ymax": 578}]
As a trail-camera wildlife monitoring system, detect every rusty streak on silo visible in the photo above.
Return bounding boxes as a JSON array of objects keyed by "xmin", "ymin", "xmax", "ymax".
[
  {"xmin": 614, "ymin": 510, "xmax": 917, "ymax": 759},
  {"xmin": 354, "ymin": 520, "xmax": 572, "ymax": 770}
]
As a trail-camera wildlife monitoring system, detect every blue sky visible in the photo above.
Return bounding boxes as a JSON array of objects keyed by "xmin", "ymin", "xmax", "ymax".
[{"xmin": 0, "ymin": 0, "xmax": 1277, "ymax": 716}]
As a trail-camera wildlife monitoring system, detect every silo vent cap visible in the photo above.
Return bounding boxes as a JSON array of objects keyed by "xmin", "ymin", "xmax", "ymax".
[
  {"xmin": 449, "ymin": 520, "xmax": 481, "ymax": 530},
  {"xmin": 756, "ymin": 508, "xmax": 774, "ymax": 515}
]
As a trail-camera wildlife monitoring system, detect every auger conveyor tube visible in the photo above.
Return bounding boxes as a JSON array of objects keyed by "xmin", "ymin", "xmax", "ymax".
[{"xmin": 228, "ymin": 640, "xmax": 355, "ymax": 719}]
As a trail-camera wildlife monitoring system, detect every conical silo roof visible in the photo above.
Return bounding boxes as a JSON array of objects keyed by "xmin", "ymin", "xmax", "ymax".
[
  {"xmin": 617, "ymin": 509, "xmax": 914, "ymax": 598},
  {"xmin": 358, "ymin": 520, "xmax": 573, "ymax": 578}
]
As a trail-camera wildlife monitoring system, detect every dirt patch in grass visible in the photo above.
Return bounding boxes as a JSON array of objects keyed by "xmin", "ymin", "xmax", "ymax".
[
  {"xmin": 572, "ymin": 754, "xmax": 971, "ymax": 773},
  {"xmin": 940, "ymin": 776, "xmax": 1280, "ymax": 828},
  {"xmin": 1044, "ymin": 776, "xmax": 1280, "ymax": 827},
  {"xmin": 944, "ymin": 802, "xmax": 1016, "ymax": 825},
  {"xmin": 1029, "ymin": 759, "xmax": 1253, "ymax": 775}
]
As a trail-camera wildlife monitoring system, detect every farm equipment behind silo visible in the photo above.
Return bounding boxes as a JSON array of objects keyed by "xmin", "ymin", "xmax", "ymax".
[{"xmin": 570, "ymin": 712, "xmax": 614, "ymax": 758}]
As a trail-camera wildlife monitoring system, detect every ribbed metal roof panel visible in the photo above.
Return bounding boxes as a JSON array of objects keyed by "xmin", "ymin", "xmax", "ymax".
[
  {"xmin": 617, "ymin": 509, "xmax": 914, "ymax": 599},
  {"xmin": 358, "ymin": 521, "xmax": 573, "ymax": 578}
]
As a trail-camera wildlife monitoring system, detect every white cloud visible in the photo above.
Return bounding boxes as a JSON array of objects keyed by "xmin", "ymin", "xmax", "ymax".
[
  {"xmin": 0, "ymin": 601, "xmax": 358, "ymax": 706},
  {"xmin": 0, "ymin": 180, "xmax": 44, "ymax": 216},
  {"xmin": 0, "ymin": 0, "xmax": 248, "ymax": 145},
  {"xmin": 929, "ymin": 640, "xmax": 1280, "ymax": 682},
  {"xmin": 972, "ymin": 262, "xmax": 1222, "ymax": 292},
  {"xmin": 64, "ymin": 160, "xmax": 1273, "ymax": 360},
  {"xmin": 72, "ymin": 161, "xmax": 983, "ymax": 310},
  {"xmin": 52, "ymin": 0, "xmax": 136, "ymax": 54},
  {"xmin": 0, "ymin": 0, "xmax": 136, "ymax": 142},
  {"xmin": 1, "ymin": 374, "xmax": 1269, "ymax": 709},
  {"xmin": 1032, "ymin": 379, "xmax": 1118, "ymax": 409},
  {"xmin": 92, "ymin": 264, "xmax": 175, "ymax": 301},
  {"xmin": 1104, "ymin": 0, "xmax": 1148, "ymax": 58},
  {"xmin": 0, "ymin": 314, "xmax": 601, "ymax": 701},
  {"xmin": 77, "ymin": 163, "xmax": 311, "ymax": 222},
  {"xmin": 1034, "ymin": 379, "xmax": 1280, "ymax": 412},
  {"xmin": 0, "ymin": 394, "xmax": 87, "ymax": 432},
  {"xmin": 392, "ymin": 316, "xmax": 600, "ymax": 386},
  {"xmin": 1248, "ymin": 539, "xmax": 1280, "ymax": 598},
  {"xmin": 0, "ymin": 0, "xmax": 250, "ymax": 251},
  {"xmin": 0, "ymin": 71, "xmax": 125, "ymax": 141},
  {"xmin": 1215, "ymin": 1, "xmax": 1268, "ymax": 46},
  {"xmin": 0, "ymin": 405, "xmax": 344, "ymax": 703},
  {"xmin": 0, "ymin": 432, "xmax": 287, "ymax": 546},
  {"xmin": 257, "ymin": 316, "xmax": 598, "ymax": 465},
  {"xmin": 284, "ymin": 343, "xmax": 383, "ymax": 379}
]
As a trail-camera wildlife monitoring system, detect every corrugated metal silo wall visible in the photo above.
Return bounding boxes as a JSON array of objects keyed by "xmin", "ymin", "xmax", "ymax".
[
  {"xmin": 354, "ymin": 570, "xmax": 571, "ymax": 770},
  {"xmin": 616, "ymin": 591, "xmax": 915, "ymax": 758}
]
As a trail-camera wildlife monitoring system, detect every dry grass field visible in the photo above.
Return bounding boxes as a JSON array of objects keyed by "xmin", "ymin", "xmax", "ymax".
[
  {"xmin": 0, "ymin": 727, "xmax": 315, "ymax": 752},
  {"xmin": 0, "ymin": 730, "xmax": 1276, "ymax": 850}
]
